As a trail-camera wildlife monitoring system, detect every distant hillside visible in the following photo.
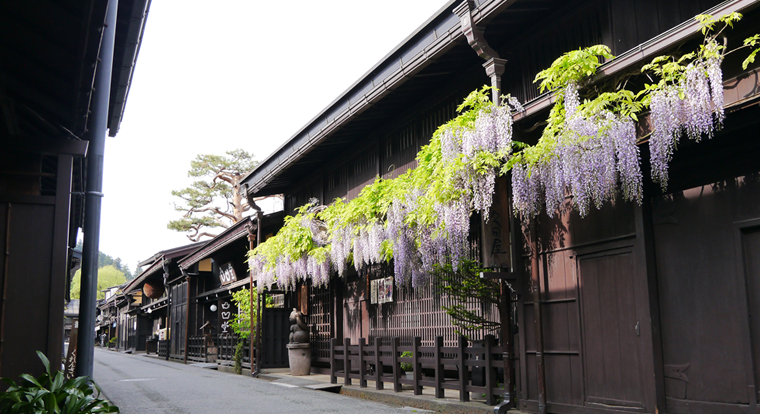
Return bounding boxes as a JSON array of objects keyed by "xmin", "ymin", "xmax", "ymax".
[{"xmin": 75, "ymin": 241, "xmax": 133, "ymax": 280}]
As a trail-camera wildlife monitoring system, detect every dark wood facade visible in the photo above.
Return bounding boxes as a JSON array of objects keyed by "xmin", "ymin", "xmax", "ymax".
[
  {"xmin": 178, "ymin": 213, "xmax": 291, "ymax": 369},
  {"xmin": 0, "ymin": 0, "xmax": 150, "ymax": 381},
  {"xmin": 242, "ymin": 0, "xmax": 760, "ymax": 412}
]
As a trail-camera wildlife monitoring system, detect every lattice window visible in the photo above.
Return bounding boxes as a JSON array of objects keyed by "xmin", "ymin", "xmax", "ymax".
[{"xmin": 308, "ymin": 282, "xmax": 332, "ymax": 362}]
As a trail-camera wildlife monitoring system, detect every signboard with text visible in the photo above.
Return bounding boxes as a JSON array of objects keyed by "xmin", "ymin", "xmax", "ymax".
[
  {"xmin": 219, "ymin": 262, "xmax": 237, "ymax": 285},
  {"xmin": 481, "ymin": 176, "xmax": 511, "ymax": 269},
  {"xmin": 218, "ymin": 300, "xmax": 236, "ymax": 335}
]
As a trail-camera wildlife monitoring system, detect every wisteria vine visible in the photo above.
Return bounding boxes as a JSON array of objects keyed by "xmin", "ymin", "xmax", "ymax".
[{"xmin": 249, "ymin": 12, "xmax": 760, "ymax": 291}]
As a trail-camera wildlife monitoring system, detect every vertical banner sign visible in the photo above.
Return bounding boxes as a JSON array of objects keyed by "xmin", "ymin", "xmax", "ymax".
[
  {"xmin": 481, "ymin": 175, "xmax": 511, "ymax": 269},
  {"xmin": 219, "ymin": 300, "xmax": 234, "ymax": 335},
  {"xmin": 219, "ymin": 262, "xmax": 237, "ymax": 285},
  {"xmin": 371, "ymin": 280, "xmax": 378, "ymax": 304},
  {"xmin": 64, "ymin": 319, "xmax": 79, "ymax": 379}
]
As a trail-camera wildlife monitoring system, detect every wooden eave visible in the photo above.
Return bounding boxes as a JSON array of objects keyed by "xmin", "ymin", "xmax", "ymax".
[
  {"xmin": 178, "ymin": 217, "xmax": 254, "ymax": 270},
  {"xmin": 513, "ymin": 0, "xmax": 760, "ymax": 124},
  {"xmin": 0, "ymin": 0, "xmax": 151, "ymax": 143},
  {"xmin": 196, "ymin": 279, "xmax": 249, "ymax": 300},
  {"xmin": 242, "ymin": 0, "xmax": 553, "ymax": 197},
  {"xmin": 242, "ymin": 0, "xmax": 760, "ymax": 200}
]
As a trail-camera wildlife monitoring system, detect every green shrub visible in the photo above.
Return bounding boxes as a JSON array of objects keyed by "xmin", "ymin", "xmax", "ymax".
[
  {"xmin": 233, "ymin": 341, "xmax": 245, "ymax": 375},
  {"xmin": 400, "ymin": 351, "xmax": 413, "ymax": 372},
  {"xmin": 0, "ymin": 351, "xmax": 119, "ymax": 413}
]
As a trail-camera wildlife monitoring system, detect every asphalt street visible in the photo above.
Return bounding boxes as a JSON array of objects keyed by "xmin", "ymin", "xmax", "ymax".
[{"xmin": 93, "ymin": 349, "xmax": 410, "ymax": 413}]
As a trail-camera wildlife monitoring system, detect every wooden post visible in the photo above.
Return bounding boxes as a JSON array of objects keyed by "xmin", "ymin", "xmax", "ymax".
[
  {"xmin": 375, "ymin": 338, "xmax": 383, "ymax": 390},
  {"xmin": 330, "ymin": 338, "xmax": 337, "ymax": 384},
  {"xmin": 247, "ymin": 220, "xmax": 256, "ymax": 376},
  {"xmin": 392, "ymin": 337, "xmax": 401, "ymax": 392},
  {"xmin": 458, "ymin": 335, "xmax": 469, "ymax": 402},
  {"xmin": 485, "ymin": 334, "xmax": 495, "ymax": 405},
  {"xmin": 501, "ymin": 278, "xmax": 513, "ymax": 405},
  {"xmin": 434, "ymin": 336, "xmax": 444, "ymax": 398},
  {"xmin": 359, "ymin": 337, "xmax": 367, "ymax": 388},
  {"xmin": 413, "ymin": 337, "xmax": 422, "ymax": 395},
  {"xmin": 344, "ymin": 337, "xmax": 351, "ymax": 386},
  {"xmin": 530, "ymin": 218, "xmax": 547, "ymax": 414}
]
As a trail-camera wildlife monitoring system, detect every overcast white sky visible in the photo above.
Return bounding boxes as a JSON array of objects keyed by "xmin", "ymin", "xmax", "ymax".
[{"xmin": 98, "ymin": 0, "xmax": 449, "ymax": 273}]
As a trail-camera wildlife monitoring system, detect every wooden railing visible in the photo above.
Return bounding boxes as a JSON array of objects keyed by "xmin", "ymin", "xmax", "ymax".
[
  {"xmin": 217, "ymin": 334, "xmax": 250, "ymax": 366},
  {"xmin": 158, "ymin": 340, "xmax": 169, "ymax": 359},
  {"xmin": 187, "ymin": 336, "xmax": 208, "ymax": 362},
  {"xmin": 330, "ymin": 335, "xmax": 504, "ymax": 405}
]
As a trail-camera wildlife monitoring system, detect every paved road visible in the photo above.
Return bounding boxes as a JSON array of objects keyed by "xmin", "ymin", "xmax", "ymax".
[{"xmin": 94, "ymin": 349, "xmax": 408, "ymax": 413}]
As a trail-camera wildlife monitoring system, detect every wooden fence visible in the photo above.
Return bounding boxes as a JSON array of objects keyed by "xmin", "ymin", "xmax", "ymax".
[
  {"xmin": 187, "ymin": 336, "xmax": 207, "ymax": 362},
  {"xmin": 158, "ymin": 340, "xmax": 169, "ymax": 359},
  {"xmin": 217, "ymin": 334, "xmax": 250, "ymax": 367},
  {"xmin": 187, "ymin": 335, "xmax": 250, "ymax": 366},
  {"xmin": 330, "ymin": 335, "xmax": 505, "ymax": 405}
]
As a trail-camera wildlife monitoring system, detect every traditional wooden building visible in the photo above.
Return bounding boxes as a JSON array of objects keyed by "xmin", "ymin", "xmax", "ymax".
[
  {"xmin": 125, "ymin": 242, "xmax": 206, "ymax": 358},
  {"xmin": 0, "ymin": 0, "xmax": 151, "ymax": 379},
  {"xmin": 177, "ymin": 213, "xmax": 289, "ymax": 368},
  {"xmin": 242, "ymin": 0, "xmax": 760, "ymax": 413}
]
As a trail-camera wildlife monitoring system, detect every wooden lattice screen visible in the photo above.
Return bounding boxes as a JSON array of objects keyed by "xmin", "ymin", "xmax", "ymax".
[{"xmin": 308, "ymin": 283, "xmax": 333, "ymax": 363}]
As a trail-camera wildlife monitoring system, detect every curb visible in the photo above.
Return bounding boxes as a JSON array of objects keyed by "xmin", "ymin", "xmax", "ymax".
[{"xmin": 338, "ymin": 387, "xmax": 494, "ymax": 414}]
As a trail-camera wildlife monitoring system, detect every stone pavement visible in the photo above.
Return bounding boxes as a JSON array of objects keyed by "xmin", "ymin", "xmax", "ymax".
[
  {"xmin": 253, "ymin": 367, "xmax": 506, "ymax": 414},
  {"xmin": 143, "ymin": 352, "xmax": 522, "ymax": 413}
]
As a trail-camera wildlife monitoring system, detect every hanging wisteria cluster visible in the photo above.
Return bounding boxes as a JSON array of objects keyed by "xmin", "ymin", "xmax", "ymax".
[
  {"xmin": 511, "ymin": 82, "xmax": 643, "ymax": 218},
  {"xmin": 249, "ymin": 90, "xmax": 523, "ymax": 290},
  {"xmin": 648, "ymin": 40, "xmax": 725, "ymax": 189},
  {"xmin": 249, "ymin": 12, "xmax": 759, "ymax": 292}
]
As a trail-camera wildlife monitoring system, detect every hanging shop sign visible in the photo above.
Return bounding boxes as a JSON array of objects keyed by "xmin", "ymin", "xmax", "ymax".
[{"xmin": 219, "ymin": 262, "xmax": 237, "ymax": 285}]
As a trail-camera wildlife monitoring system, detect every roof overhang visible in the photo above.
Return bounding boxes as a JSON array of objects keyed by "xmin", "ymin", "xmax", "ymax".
[
  {"xmin": 241, "ymin": 0, "xmax": 760, "ymax": 199},
  {"xmin": 179, "ymin": 217, "xmax": 254, "ymax": 270},
  {"xmin": 0, "ymin": 0, "xmax": 151, "ymax": 143}
]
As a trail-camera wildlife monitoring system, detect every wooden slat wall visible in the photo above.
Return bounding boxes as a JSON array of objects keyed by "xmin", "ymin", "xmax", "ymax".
[
  {"xmin": 347, "ymin": 147, "xmax": 378, "ymax": 201},
  {"xmin": 308, "ymin": 283, "xmax": 332, "ymax": 362},
  {"xmin": 500, "ymin": 1, "xmax": 605, "ymax": 105}
]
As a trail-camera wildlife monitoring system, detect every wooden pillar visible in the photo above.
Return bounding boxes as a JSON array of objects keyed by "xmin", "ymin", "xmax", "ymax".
[{"xmin": 530, "ymin": 219, "xmax": 547, "ymax": 414}]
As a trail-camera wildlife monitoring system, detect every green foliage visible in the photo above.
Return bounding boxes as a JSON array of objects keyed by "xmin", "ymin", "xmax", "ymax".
[
  {"xmin": 0, "ymin": 351, "xmax": 119, "ymax": 414},
  {"xmin": 249, "ymin": 87, "xmax": 513, "ymax": 284},
  {"xmin": 533, "ymin": 45, "xmax": 614, "ymax": 93},
  {"xmin": 399, "ymin": 351, "xmax": 413, "ymax": 372},
  {"xmin": 508, "ymin": 12, "xmax": 757, "ymax": 179},
  {"xmin": 435, "ymin": 260, "xmax": 502, "ymax": 339},
  {"xmin": 168, "ymin": 149, "xmax": 258, "ymax": 242},
  {"xmin": 70, "ymin": 265, "xmax": 127, "ymax": 300},
  {"xmin": 233, "ymin": 341, "xmax": 245, "ymax": 375},
  {"xmin": 250, "ymin": 12, "xmax": 760, "ymax": 290},
  {"xmin": 742, "ymin": 34, "xmax": 760, "ymax": 70},
  {"xmin": 229, "ymin": 288, "xmax": 256, "ymax": 339},
  {"xmin": 109, "ymin": 337, "xmax": 117, "ymax": 345},
  {"xmin": 75, "ymin": 241, "xmax": 131, "ymax": 280}
]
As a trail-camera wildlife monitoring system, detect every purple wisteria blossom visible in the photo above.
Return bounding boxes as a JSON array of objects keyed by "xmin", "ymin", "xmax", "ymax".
[
  {"xmin": 512, "ymin": 83, "xmax": 642, "ymax": 218},
  {"xmin": 649, "ymin": 44, "xmax": 724, "ymax": 190}
]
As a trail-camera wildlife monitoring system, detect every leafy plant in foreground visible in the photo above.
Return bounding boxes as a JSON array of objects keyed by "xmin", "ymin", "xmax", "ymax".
[{"xmin": 0, "ymin": 351, "xmax": 119, "ymax": 414}]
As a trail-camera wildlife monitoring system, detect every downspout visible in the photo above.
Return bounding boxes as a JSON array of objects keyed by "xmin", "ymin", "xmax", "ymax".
[
  {"xmin": 162, "ymin": 257, "xmax": 171, "ymax": 360},
  {"xmin": 245, "ymin": 218, "xmax": 256, "ymax": 375},
  {"xmin": 244, "ymin": 184, "xmax": 264, "ymax": 377},
  {"xmin": 76, "ymin": 0, "xmax": 119, "ymax": 378},
  {"xmin": 530, "ymin": 219, "xmax": 547, "ymax": 414},
  {"xmin": 181, "ymin": 267, "xmax": 190, "ymax": 365},
  {"xmin": 454, "ymin": 2, "xmax": 513, "ymax": 412},
  {"xmin": 255, "ymin": 213, "xmax": 263, "ymax": 376}
]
